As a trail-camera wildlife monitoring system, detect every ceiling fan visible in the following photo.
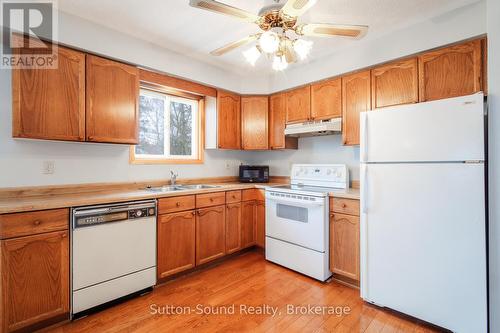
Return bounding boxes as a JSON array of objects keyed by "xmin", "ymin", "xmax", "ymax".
[{"xmin": 189, "ymin": 0, "xmax": 368, "ymax": 70}]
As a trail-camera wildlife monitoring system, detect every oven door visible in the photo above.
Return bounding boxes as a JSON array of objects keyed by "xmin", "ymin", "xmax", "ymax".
[{"xmin": 265, "ymin": 191, "xmax": 328, "ymax": 252}]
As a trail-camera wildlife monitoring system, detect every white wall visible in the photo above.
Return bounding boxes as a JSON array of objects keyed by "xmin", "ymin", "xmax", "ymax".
[
  {"xmin": 0, "ymin": 67, "xmax": 252, "ymax": 187},
  {"xmin": 0, "ymin": 3, "xmax": 488, "ymax": 188},
  {"xmin": 248, "ymin": 136, "xmax": 360, "ymax": 182},
  {"xmin": 487, "ymin": 0, "xmax": 500, "ymax": 330},
  {"xmin": 269, "ymin": 1, "xmax": 486, "ymax": 92}
]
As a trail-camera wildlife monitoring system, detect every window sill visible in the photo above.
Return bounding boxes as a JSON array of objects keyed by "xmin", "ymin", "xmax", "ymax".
[{"xmin": 129, "ymin": 158, "xmax": 204, "ymax": 165}]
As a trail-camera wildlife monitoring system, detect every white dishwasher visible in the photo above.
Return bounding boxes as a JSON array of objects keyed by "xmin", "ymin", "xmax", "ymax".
[{"xmin": 71, "ymin": 200, "xmax": 157, "ymax": 316}]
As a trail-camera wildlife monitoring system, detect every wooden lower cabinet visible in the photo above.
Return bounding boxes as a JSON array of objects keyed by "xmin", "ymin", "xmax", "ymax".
[
  {"xmin": 157, "ymin": 211, "xmax": 196, "ymax": 279},
  {"xmin": 255, "ymin": 201, "xmax": 266, "ymax": 248},
  {"xmin": 329, "ymin": 213, "xmax": 360, "ymax": 281},
  {"xmin": 196, "ymin": 205, "xmax": 226, "ymax": 265},
  {"xmin": 241, "ymin": 201, "xmax": 256, "ymax": 248},
  {"xmin": 1, "ymin": 230, "xmax": 69, "ymax": 333},
  {"xmin": 225, "ymin": 203, "xmax": 242, "ymax": 254}
]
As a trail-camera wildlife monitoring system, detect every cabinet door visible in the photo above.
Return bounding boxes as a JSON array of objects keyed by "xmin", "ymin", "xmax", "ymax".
[
  {"xmin": 418, "ymin": 40, "xmax": 483, "ymax": 102},
  {"xmin": 1, "ymin": 231, "xmax": 69, "ymax": 333},
  {"xmin": 157, "ymin": 211, "xmax": 196, "ymax": 279},
  {"xmin": 286, "ymin": 86, "xmax": 311, "ymax": 124},
  {"xmin": 241, "ymin": 96, "xmax": 269, "ymax": 150},
  {"xmin": 225, "ymin": 203, "xmax": 241, "ymax": 254},
  {"xmin": 241, "ymin": 201, "xmax": 256, "ymax": 248},
  {"xmin": 217, "ymin": 90, "xmax": 241, "ymax": 149},
  {"xmin": 329, "ymin": 213, "xmax": 359, "ymax": 281},
  {"xmin": 342, "ymin": 70, "xmax": 371, "ymax": 146},
  {"xmin": 86, "ymin": 55, "xmax": 139, "ymax": 144},
  {"xmin": 269, "ymin": 93, "xmax": 298, "ymax": 150},
  {"xmin": 311, "ymin": 78, "xmax": 342, "ymax": 120},
  {"xmin": 371, "ymin": 58, "xmax": 418, "ymax": 109},
  {"xmin": 255, "ymin": 201, "xmax": 265, "ymax": 248},
  {"xmin": 196, "ymin": 205, "xmax": 225, "ymax": 265},
  {"xmin": 12, "ymin": 45, "xmax": 85, "ymax": 141}
]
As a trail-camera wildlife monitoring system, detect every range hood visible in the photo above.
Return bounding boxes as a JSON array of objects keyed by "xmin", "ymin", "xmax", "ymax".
[{"xmin": 284, "ymin": 118, "xmax": 342, "ymax": 137}]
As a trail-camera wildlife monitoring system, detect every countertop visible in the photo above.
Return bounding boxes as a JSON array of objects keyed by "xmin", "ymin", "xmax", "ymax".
[{"xmin": 0, "ymin": 182, "xmax": 360, "ymax": 214}]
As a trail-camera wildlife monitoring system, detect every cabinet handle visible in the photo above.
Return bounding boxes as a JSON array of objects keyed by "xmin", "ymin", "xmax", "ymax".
[
  {"xmin": 342, "ymin": 203, "xmax": 347, "ymax": 208},
  {"xmin": 192, "ymin": 211, "xmax": 196, "ymax": 216},
  {"xmin": 61, "ymin": 233, "xmax": 67, "ymax": 238},
  {"xmin": 210, "ymin": 198, "xmax": 214, "ymax": 202},
  {"xmin": 33, "ymin": 220, "xmax": 41, "ymax": 226},
  {"xmin": 176, "ymin": 202, "xmax": 181, "ymax": 207}
]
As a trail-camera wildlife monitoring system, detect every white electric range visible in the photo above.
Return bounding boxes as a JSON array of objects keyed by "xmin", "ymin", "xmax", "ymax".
[{"xmin": 265, "ymin": 164, "xmax": 349, "ymax": 281}]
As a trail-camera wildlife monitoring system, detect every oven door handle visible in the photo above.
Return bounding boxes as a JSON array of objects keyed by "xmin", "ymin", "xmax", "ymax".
[{"xmin": 266, "ymin": 197, "xmax": 325, "ymax": 208}]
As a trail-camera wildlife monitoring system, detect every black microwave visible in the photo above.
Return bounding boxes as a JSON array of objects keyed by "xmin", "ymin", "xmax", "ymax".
[{"xmin": 239, "ymin": 165, "xmax": 269, "ymax": 183}]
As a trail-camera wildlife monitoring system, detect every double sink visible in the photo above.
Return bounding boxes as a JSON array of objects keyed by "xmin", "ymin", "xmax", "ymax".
[{"xmin": 144, "ymin": 184, "xmax": 221, "ymax": 193}]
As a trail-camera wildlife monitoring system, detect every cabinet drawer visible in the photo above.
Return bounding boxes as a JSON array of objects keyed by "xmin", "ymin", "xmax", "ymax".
[
  {"xmin": 226, "ymin": 190, "xmax": 242, "ymax": 203},
  {"xmin": 158, "ymin": 195, "xmax": 195, "ymax": 214},
  {"xmin": 330, "ymin": 198, "xmax": 360, "ymax": 216},
  {"xmin": 242, "ymin": 189, "xmax": 265, "ymax": 201},
  {"xmin": 196, "ymin": 192, "xmax": 226, "ymax": 208},
  {"xmin": 0, "ymin": 208, "xmax": 69, "ymax": 239}
]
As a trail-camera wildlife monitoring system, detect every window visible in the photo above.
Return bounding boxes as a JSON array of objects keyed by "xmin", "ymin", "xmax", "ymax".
[{"xmin": 130, "ymin": 88, "xmax": 204, "ymax": 164}]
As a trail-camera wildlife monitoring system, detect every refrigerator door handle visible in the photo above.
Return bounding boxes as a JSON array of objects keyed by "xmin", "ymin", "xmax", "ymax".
[
  {"xmin": 361, "ymin": 112, "xmax": 368, "ymax": 162},
  {"xmin": 362, "ymin": 165, "xmax": 369, "ymax": 214}
]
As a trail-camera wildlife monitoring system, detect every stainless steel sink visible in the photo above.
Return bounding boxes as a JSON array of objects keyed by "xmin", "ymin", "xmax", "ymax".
[
  {"xmin": 144, "ymin": 184, "xmax": 221, "ymax": 192},
  {"xmin": 177, "ymin": 184, "xmax": 221, "ymax": 190},
  {"xmin": 144, "ymin": 185, "xmax": 184, "ymax": 192}
]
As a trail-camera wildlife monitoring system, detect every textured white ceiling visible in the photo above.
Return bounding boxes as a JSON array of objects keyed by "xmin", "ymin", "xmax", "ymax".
[{"xmin": 58, "ymin": 0, "xmax": 481, "ymax": 75}]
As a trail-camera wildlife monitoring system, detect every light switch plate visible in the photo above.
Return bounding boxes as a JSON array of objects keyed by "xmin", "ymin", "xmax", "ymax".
[{"xmin": 42, "ymin": 161, "xmax": 55, "ymax": 174}]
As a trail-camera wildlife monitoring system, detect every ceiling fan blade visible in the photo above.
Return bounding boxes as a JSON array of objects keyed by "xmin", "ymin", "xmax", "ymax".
[
  {"xmin": 190, "ymin": 0, "xmax": 260, "ymax": 23},
  {"xmin": 210, "ymin": 35, "xmax": 259, "ymax": 56},
  {"xmin": 295, "ymin": 23, "xmax": 368, "ymax": 39},
  {"xmin": 281, "ymin": 0, "xmax": 318, "ymax": 17}
]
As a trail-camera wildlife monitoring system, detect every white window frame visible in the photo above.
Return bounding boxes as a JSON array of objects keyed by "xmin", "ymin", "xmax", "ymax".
[{"xmin": 130, "ymin": 88, "xmax": 204, "ymax": 164}]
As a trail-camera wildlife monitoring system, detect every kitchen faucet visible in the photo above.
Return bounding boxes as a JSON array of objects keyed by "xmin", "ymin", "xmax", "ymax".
[{"xmin": 170, "ymin": 171, "xmax": 178, "ymax": 185}]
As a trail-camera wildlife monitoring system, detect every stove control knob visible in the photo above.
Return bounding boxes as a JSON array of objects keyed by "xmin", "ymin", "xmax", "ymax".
[
  {"xmin": 135, "ymin": 210, "xmax": 143, "ymax": 217},
  {"xmin": 326, "ymin": 169, "xmax": 332, "ymax": 175}
]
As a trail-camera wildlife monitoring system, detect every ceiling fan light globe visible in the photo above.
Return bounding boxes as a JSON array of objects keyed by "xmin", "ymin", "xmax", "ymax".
[
  {"xmin": 293, "ymin": 39, "xmax": 313, "ymax": 60},
  {"xmin": 259, "ymin": 31, "xmax": 280, "ymax": 54},
  {"xmin": 272, "ymin": 55, "xmax": 288, "ymax": 71},
  {"xmin": 243, "ymin": 46, "xmax": 261, "ymax": 66}
]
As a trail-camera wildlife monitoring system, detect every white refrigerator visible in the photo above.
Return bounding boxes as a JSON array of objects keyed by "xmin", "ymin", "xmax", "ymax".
[{"xmin": 360, "ymin": 93, "xmax": 488, "ymax": 332}]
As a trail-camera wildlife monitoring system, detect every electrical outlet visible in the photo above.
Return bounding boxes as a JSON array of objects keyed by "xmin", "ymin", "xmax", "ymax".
[
  {"xmin": 42, "ymin": 161, "xmax": 55, "ymax": 174},
  {"xmin": 225, "ymin": 161, "xmax": 231, "ymax": 170}
]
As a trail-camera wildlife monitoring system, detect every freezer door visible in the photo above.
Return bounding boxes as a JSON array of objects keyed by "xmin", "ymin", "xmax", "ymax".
[
  {"xmin": 360, "ymin": 93, "xmax": 484, "ymax": 163},
  {"xmin": 360, "ymin": 163, "xmax": 487, "ymax": 332}
]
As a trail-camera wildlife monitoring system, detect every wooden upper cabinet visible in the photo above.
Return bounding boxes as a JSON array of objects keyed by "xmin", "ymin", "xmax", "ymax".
[
  {"xmin": 86, "ymin": 55, "xmax": 139, "ymax": 144},
  {"xmin": 342, "ymin": 70, "xmax": 371, "ymax": 146},
  {"xmin": 418, "ymin": 40, "xmax": 483, "ymax": 102},
  {"xmin": 217, "ymin": 90, "xmax": 241, "ymax": 149},
  {"xmin": 1, "ymin": 231, "xmax": 69, "ymax": 333},
  {"xmin": 269, "ymin": 93, "xmax": 298, "ymax": 150},
  {"xmin": 12, "ymin": 45, "xmax": 86, "ymax": 141},
  {"xmin": 371, "ymin": 58, "xmax": 418, "ymax": 109},
  {"xmin": 241, "ymin": 96, "xmax": 269, "ymax": 150},
  {"xmin": 311, "ymin": 78, "xmax": 342, "ymax": 120},
  {"xmin": 286, "ymin": 85, "xmax": 311, "ymax": 124},
  {"xmin": 157, "ymin": 211, "xmax": 196, "ymax": 279}
]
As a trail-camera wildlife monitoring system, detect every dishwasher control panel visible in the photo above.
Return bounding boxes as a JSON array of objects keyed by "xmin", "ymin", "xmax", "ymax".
[{"xmin": 73, "ymin": 200, "xmax": 157, "ymax": 228}]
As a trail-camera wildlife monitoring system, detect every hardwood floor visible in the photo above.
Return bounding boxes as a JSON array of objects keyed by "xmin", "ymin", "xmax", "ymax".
[{"xmin": 49, "ymin": 251, "xmax": 442, "ymax": 333}]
